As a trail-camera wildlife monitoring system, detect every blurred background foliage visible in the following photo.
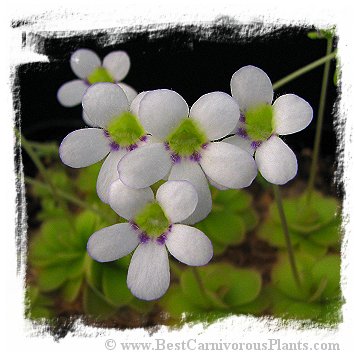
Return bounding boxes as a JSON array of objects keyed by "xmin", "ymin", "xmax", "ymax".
[{"xmin": 16, "ymin": 24, "xmax": 342, "ymax": 333}]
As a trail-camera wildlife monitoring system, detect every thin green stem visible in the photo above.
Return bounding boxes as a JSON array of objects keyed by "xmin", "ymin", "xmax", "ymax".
[
  {"xmin": 306, "ymin": 37, "xmax": 334, "ymax": 203},
  {"xmin": 272, "ymin": 51, "xmax": 336, "ymax": 90},
  {"xmin": 273, "ymin": 185, "xmax": 302, "ymax": 288},
  {"xmin": 15, "ymin": 128, "xmax": 75, "ymax": 229},
  {"xmin": 24, "ymin": 176, "xmax": 108, "ymax": 219}
]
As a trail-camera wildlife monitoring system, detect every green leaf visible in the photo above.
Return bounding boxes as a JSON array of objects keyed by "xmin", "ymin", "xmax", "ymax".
[
  {"xmin": 180, "ymin": 269, "xmax": 213, "ymax": 310},
  {"xmin": 198, "ymin": 211, "xmax": 245, "ymax": 245},
  {"xmin": 83, "ymin": 285, "xmax": 117, "ymax": 319},
  {"xmin": 62, "ymin": 276, "xmax": 83, "ymax": 302},
  {"xmin": 214, "ymin": 189, "xmax": 252, "ymax": 212},
  {"xmin": 310, "ymin": 218, "xmax": 341, "ymax": 247},
  {"xmin": 160, "ymin": 285, "xmax": 202, "ymax": 317},
  {"xmin": 102, "ymin": 266, "xmax": 132, "ymax": 307},
  {"xmin": 37, "ymin": 265, "xmax": 71, "ymax": 292},
  {"xmin": 258, "ymin": 219, "xmax": 302, "ymax": 248},
  {"xmin": 297, "ymin": 240, "xmax": 327, "ymax": 257},
  {"xmin": 311, "ymin": 255, "xmax": 341, "ymax": 300},
  {"xmin": 28, "ymin": 306, "xmax": 54, "ymax": 319},
  {"xmin": 202, "ymin": 264, "xmax": 262, "ymax": 307},
  {"xmin": 233, "ymin": 288, "xmax": 271, "ymax": 315},
  {"xmin": 271, "ymin": 254, "xmax": 315, "ymax": 301},
  {"xmin": 270, "ymin": 287, "xmax": 322, "ymax": 320},
  {"xmin": 75, "ymin": 210, "xmax": 102, "ymax": 246},
  {"xmin": 86, "ymin": 260, "xmax": 104, "ymax": 291}
]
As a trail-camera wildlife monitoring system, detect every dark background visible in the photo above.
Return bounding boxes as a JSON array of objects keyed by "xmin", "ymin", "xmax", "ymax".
[{"xmin": 14, "ymin": 21, "xmax": 339, "ymax": 191}]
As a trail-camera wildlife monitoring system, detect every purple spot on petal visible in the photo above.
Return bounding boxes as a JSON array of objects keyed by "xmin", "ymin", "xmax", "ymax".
[
  {"xmin": 156, "ymin": 234, "xmax": 167, "ymax": 245},
  {"xmin": 190, "ymin": 152, "xmax": 201, "ymax": 162},
  {"xmin": 239, "ymin": 114, "xmax": 246, "ymax": 123},
  {"xmin": 140, "ymin": 135, "xmax": 148, "ymax": 142},
  {"xmin": 127, "ymin": 143, "xmax": 138, "ymax": 151},
  {"xmin": 168, "ymin": 224, "xmax": 173, "ymax": 232},
  {"xmin": 164, "ymin": 142, "xmax": 170, "ymax": 151},
  {"xmin": 237, "ymin": 127, "xmax": 247, "ymax": 138},
  {"xmin": 110, "ymin": 142, "xmax": 120, "ymax": 151},
  {"xmin": 103, "ymin": 129, "xmax": 110, "ymax": 138},
  {"xmin": 251, "ymin": 141, "xmax": 262, "ymax": 150},
  {"xmin": 130, "ymin": 221, "xmax": 139, "ymax": 231},
  {"xmin": 139, "ymin": 232, "xmax": 150, "ymax": 243},
  {"xmin": 201, "ymin": 143, "xmax": 208, "ymax": 150},
  {"xmin": 171, "ymin": 153, "xmax": 181, "ymax": 164}
]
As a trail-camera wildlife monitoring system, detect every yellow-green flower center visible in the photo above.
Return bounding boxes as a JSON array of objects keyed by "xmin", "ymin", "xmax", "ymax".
[
  {"xmin": 245, "ymin": 104, "xmax": 274, "ymax": 141},
  {"xmin": 134, "ymin": 202, "xmax": 170, "ymax": 238},
  {"xmin": 107, "ymin": 112, "xmax": 145, "ymax": 147},
  {"xmin": 87, "ymin": 67, "xmax": 114, "ymax": 84},
  {"xmin": 166, "ymin": 118, "xmax": 207, "ymax": 156}
]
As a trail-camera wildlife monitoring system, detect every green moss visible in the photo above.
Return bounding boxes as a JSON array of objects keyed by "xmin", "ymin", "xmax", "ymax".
[
  {"xmin": 87, "ymin": 67, "xmax": 114, "ymax": 84},
  {"xmin": 107, "ymin": 112, "xmax": 145, "ymax": 147},
  {"xmin": 166, "ymin": 118, "xmax": 207, "ymax": 156},
  {"xmin": 134, "ymin": 202, "xmax": 170, "ymax": 238},
  {"xmin": 245, "ymin": 103, "xmax": 274, "ymax": 141}
]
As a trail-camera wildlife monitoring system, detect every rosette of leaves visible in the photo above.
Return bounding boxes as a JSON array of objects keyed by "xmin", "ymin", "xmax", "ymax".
[
  {"xmin": 194, "ymin": 188, "xmax": 258, "ymax": 255},
  {"xmin": 160, "ymin": 263, "xmax": 268, "ymax": 324},
  {"xmin": 28, "ymin": 210, "xmax": 152, "ymax": 319},
  {"xmin": 268, "ymin": 253, "xmax": 342, "ymax": 323},
  {"xmin": 258, "ymin": 191, "xmax": 341, "ymax": 257}
]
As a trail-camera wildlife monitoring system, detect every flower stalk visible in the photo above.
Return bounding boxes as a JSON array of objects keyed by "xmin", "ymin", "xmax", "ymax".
[
  {"xmin": 272, "ymin": 51, "xmax": 336, "ymax": 90},
  {"xmin": 273, "ymin": 185, "xmax": 302, "ymax": 288},
  {"xmin": 306, "ymin": 36, "xmax": 334, "ymax": 203}
]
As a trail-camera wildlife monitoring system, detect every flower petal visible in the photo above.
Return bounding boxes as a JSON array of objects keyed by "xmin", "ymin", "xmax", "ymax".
[
  {"xmin": 208, "ymin": 177, "xmax": 229, "ymax": 190},
  {"xmin": 127, "ymin": 241, "xmax": 170, "ymax": 300},
  {"xmin": 96, "ymin": 150, "xmax": 126, "ymax": 203},
  {"xmin": 70, "ymin": 48, "xmax": 101, "ymax": 79},
  {"xmin": 109, "ymin": 179, "xmax": 154, "ymax": 220},
  {"xmin": 190, "ymin": 92, "xmax": 240, "ymax": 140},
  {"xmin": 130, "ymin": 91, "xmax": 149, "ymax": 117},
  {"xmin": 103, "ymin": 51, "xmax": 131, "ymax": 81},
  {"xmin": 231, "ymin": 65, "xmax": 273, "ymax": 112},
  {"xmin": 57, "ymin": 80, "xmax": 88, "ymax": 107},
  {"xmin": 255, "ymin": 135, "xmax": 297, "ymax": 185},
  {"xmin": 117, "ymin": 82, "xmax": 138, "ymax": 104},
  {"xmin": 168, "ymin": 160, "xmax": 212, "ymax": 224},
  {"xmin": 82, "ymin": 82, "xmax": 129, "ymax": 129},
  {"xmin": 59, "ymin": 128, "xmax": 109, "ymax": 168},
  {"xmin": 166, "ymin": 224, "xmax": 213, "ymax": 266},
  {"xmin": 273, "ymin": 94, "xmax": 313, "ymax": 135},
  {"xmin": 223, "ymin": 135, "xmax": 255, "ymax": 156},
  {"xmin": 87, "ymin": 223, "xmax": 139, "ymax": 262},
  {"xmin": 156, "ymin": 181, "xmax": 198, "ymax": 223},
  {"xmin": 138, "ymin": 89, "xmax": 189, "ymax": 139},
  {"xmin": 118, "ymin": 143, "xmax": 172, "ymax": 188},
  {"xmin": 200, "ymin": 142, "xmax": 257, "ymax": 189}
]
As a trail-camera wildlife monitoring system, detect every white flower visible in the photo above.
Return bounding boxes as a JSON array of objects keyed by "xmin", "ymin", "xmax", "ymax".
[
  {"xmin": 117, "ymin": 89, "xmax": 258, "ymax": 224},
  {"xmin": 57, "ymin": 49, "xmax": 137, "ymax": 107},
  {"xmin": 87, "ymin": 180, "xmax": 213, "ymax": 301},
  {"xmin": 225, "ymin": 65, "xmax": 313, "ymax": 185},
  {"xmin": 59, "ymin": 83, "xmax": 148, "ymax": 203}
]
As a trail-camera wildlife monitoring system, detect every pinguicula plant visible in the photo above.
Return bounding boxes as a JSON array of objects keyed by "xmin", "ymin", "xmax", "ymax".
[
  {"xmin": 268, "ymin": 253, "xmax": 342, "ymax": 322},
  {"xmin": 57, "ymin": 49, "xmax": 137, "ymax": 106},
  {"xmin": 20, "ymin": 28, "xmax": 341, "ymax": 327}
]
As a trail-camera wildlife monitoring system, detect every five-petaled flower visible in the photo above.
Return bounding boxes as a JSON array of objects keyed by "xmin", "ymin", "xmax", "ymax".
[
  {"xmin": 87, "ymin": 180, "xmax": 213, "ymax": 301},
  {"xmin": 117, "ymin": 89, "xmax": 258, "ymax": 224},
  {"xmin": 59, "ymin": 83, "xmax": 148, "ymax": 203},
  {"xmin": 224, "ymin": 65, "xmax": 313, "ymax": 185},
  {"xmin": 57, "ymin": 49, "xmax": 137, "ymax": 107}
]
